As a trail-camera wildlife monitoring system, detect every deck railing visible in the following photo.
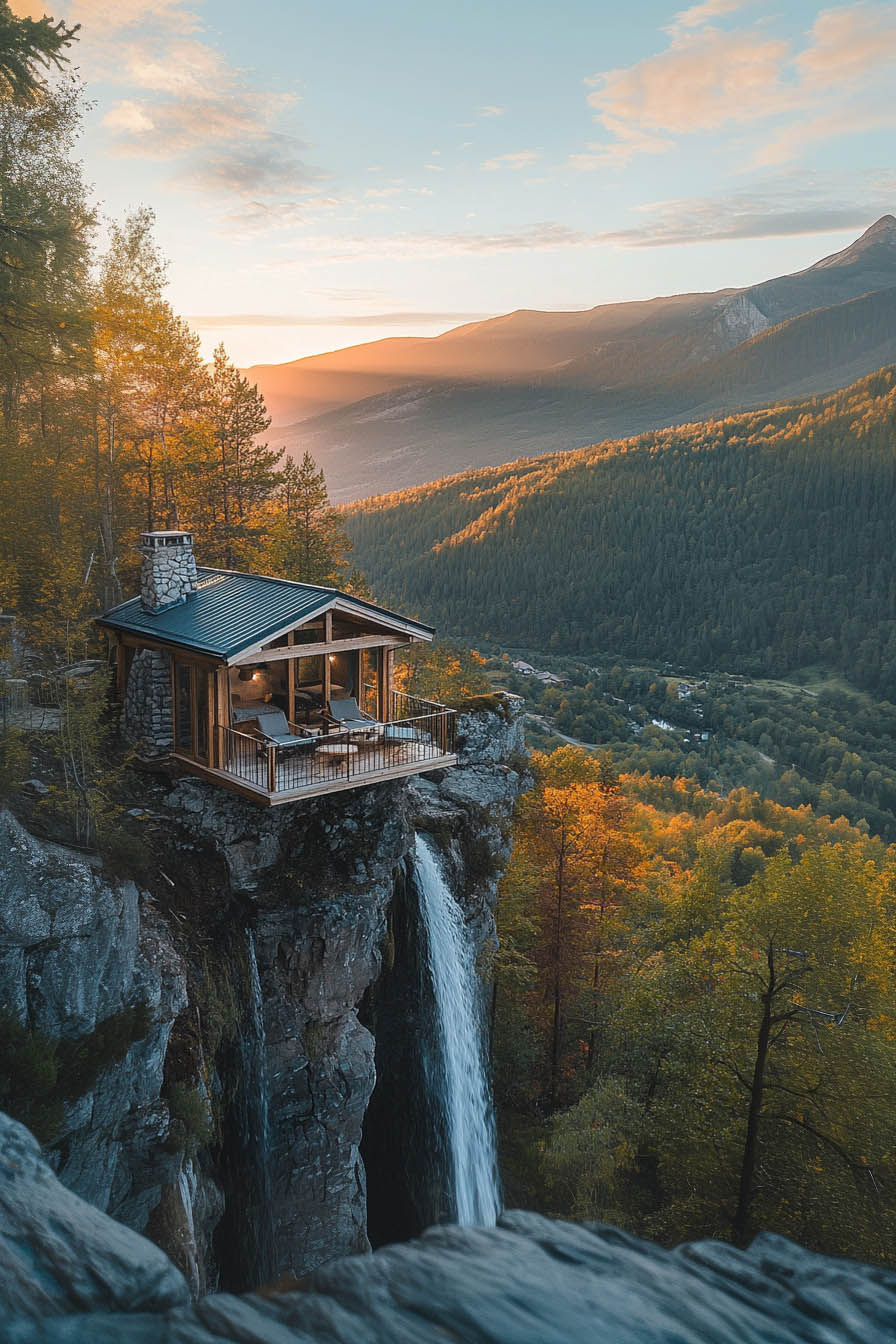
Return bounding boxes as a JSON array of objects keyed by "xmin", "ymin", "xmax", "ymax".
[{"xmin": 218, "ymin": 697, "xmax": 456, "ymax": 797}]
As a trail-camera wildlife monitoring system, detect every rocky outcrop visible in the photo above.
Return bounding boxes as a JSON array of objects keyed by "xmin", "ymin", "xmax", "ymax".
[
  {"xmin": 0, "ymin": 697, "xmax": 527, "ymax": 1294},
  {"xmin": 0, "ymin": 812, "xmax": 197, "ymax": 1234},
  {"xmin": 0, "ymin": 1111, "xmax": 189, "ymax": 1319},
  {"xmin": 5, "ymin": 1116, "xmax": 896, "ymax": 1344}
]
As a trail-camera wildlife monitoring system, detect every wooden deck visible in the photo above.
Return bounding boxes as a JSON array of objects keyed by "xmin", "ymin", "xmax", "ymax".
[
  {"xmin": 180, "ymin": 745, "xmax": 458, "ymax": 805},
  {"xmin": 176, "ymin": 695, "xmax": 457, "ymax": 805}
]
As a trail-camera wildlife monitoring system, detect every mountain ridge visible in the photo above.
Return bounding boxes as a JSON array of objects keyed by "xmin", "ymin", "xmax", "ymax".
[{"xmin": 246, "ymin": 218, "xmax": 896, "ymax": 501}]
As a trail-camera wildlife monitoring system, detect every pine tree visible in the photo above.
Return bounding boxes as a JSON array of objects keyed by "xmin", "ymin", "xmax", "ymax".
[{"xmin": 264, "ymin": 451, "xmax": 353, "ymax": 586}]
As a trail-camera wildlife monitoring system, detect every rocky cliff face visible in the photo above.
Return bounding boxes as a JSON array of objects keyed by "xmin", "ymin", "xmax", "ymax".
[
  {"xmin": 6, "ymin": 1105, "xmax": 896, "ymax": 1344},
  {"xmin": 0, "ymin": 697, "xmax": 526, "ymax": 1294}
]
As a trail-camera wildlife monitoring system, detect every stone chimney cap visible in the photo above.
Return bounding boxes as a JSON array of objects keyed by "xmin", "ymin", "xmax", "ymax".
[{"xmin": 141, "ymin": 530, "xmax": 194, "ymax": 548}]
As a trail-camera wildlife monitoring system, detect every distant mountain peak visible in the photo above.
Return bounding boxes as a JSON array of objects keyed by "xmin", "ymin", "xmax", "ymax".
[
  {"xmin": 862, "ymin": 214, "xmax": 896, "ymax": 237},
  {"xmin": 807, "ymin": 215, "xmax": 896, "ymax": 273}
]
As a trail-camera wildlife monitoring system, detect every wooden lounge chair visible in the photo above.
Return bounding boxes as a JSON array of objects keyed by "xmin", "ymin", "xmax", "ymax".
[
  {"xmin": 240, "ymin": 707, "xmax": 314, "ymax": 752},
  {"xmin": 324, "ymin": 697, "xmax": 379, "ymax": 736}
]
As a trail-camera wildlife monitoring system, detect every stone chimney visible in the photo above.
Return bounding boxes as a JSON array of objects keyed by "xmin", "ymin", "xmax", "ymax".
[{"xmin": 139, "ymin": 531, "xmax": 198, "ymax": 612}]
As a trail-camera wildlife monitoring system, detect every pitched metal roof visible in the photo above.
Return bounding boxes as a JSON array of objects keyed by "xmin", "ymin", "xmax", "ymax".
[{"xmin": 96, "ymin": 567, "xmax": 433, "ymax": 661}]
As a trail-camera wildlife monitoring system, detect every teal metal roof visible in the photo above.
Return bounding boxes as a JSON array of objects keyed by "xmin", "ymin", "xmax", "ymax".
[{"xmin": 97, "ymin": 567, "xmax": 433, "ymax": 661}]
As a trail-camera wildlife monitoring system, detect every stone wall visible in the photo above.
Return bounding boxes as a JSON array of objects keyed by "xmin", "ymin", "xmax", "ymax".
[{"xmin": 122, "ymin": 649, "xmax": 172, "ymax": 756}]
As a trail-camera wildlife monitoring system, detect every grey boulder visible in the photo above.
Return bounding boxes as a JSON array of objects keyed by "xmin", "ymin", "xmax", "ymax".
[{"xmin": 0, "ymin": 1112, "xmax": 189, "ymax": 1318}]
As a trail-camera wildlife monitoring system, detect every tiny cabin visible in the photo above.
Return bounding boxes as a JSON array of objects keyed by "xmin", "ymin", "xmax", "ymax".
[{"xmin": 97, "ymin": 531, "xmax": 456, "ymax": 804}]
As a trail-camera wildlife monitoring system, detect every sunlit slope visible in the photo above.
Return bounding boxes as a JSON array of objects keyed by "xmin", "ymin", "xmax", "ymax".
[{"xmin": 345, "ymin": 366, "xmax": 896, "ymax": 696}]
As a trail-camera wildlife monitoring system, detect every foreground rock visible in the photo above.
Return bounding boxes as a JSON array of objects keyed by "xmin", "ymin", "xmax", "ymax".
[
  {"xmin": 0, "ymin": 1114, "xmax": 189, "ymax": 1318},
  {"xmin": 5, "ymin": 1110, "xmax": 896, "ymax": 1343}
]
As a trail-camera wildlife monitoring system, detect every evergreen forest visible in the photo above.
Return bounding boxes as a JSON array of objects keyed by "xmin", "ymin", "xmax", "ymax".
[{"xmin": 345, "ymin": 368, "xmax": 896, "ymax": 697}]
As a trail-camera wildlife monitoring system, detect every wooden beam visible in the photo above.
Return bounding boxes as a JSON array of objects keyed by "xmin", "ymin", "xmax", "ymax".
[
  {"xmin": 287, "ymin": 631, "xmax": 295, "ymax": 723},
  {"xmin": 116, "ymin": 632, "xmax": 221, "ymax": 667},
  {"xmin": 229, "ymin": 635, "xmax": 408, "ymax": 666},
  {"xmin": 379, "ymin": 648, "xmax": 390, "ymax": 721},
  {"xmin": 323, "ymin": 646, "xmax": 331, "ymax": 713}
]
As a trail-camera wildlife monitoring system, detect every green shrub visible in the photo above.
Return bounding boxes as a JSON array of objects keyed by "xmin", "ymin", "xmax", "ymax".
[
  {"xmin": 56, "ymin": 1002, "xmax": 153, "ymax": 1097},
  {"xmin": 0, "ymin": 1010, "xmax": 63, "ymax": 1144},
  {"xmin": 0, "ymin": 1002, "xmax": 153, "ymax": 1146},
  {"xmin": 167, "ymin": 1082, "xmax": 212, "ymax": 1154}
]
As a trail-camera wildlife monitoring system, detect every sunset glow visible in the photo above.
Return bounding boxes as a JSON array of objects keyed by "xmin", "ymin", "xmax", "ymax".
[{"xmin": 11, "ymin": 0, "xmax": 896, "ymax": 366}]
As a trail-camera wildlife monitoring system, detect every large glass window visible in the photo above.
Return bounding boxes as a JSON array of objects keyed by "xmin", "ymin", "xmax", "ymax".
[
  {"xmin": 359, "ymin": 648, "xmax": 380, "ymax": 718},
  {"xmin": 174, "ymin": 661, "xmax": 209, "ymax": 762}
]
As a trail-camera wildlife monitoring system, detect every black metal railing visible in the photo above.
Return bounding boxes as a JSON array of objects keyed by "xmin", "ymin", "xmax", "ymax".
[{"xmin": 219, "ymin": 698, "xmax": 456, "ymax": 797}]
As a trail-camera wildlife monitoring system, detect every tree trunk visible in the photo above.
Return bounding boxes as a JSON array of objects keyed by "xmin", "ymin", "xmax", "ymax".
[
  {"xmin": 732, "ymin": 943, "xmax": 775, "ymax": 1244},
  {"xmin": 548, "ymin": 848, "xmax": 565, "ymax": 1111}
]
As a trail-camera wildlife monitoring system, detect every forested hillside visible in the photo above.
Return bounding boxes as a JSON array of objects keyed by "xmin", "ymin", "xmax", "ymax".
[
  {"xmin": 346, "ymin": 367, "xmax": 896, "ymax": 697},
  {"xmin": 494, "ymin": 746, "xmax": 896, "ymax": 1260}
]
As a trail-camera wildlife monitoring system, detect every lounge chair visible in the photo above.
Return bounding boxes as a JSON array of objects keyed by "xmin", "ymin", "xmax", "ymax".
[
  {"xmin": 239, "ymin": 707, "xmax": 313, "ymax": 752},
  {"xmin": 324, "ymin": 697, "xmax": 379, "ymax": 735}
]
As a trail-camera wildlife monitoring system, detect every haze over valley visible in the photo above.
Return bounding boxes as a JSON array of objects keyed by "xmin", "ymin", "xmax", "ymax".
[{"xmin": 249, "ymin": 217, "xmax": 896, "ymax": 501}]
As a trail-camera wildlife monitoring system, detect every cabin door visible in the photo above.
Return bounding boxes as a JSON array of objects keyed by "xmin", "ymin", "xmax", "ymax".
[{"xmin": 173, "ymin": 658, "xmax": 211, "ymax": 764}]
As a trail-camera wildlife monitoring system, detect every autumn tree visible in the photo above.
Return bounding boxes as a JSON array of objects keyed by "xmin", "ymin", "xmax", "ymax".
[
  {"xmin": 393, "ymin": 638, "xmax": 489, "ymax": 705},
  {"xmin": 500, "ymin": 747, "xmax": 644, "ymax": 1109}
]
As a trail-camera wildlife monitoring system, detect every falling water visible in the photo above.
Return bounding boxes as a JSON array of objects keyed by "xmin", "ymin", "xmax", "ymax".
[
  {"xmin": 414, "ymin": 832, "xmax": 501, "ymax": 1226},
  {"xmin": 176, "ymin": 1157, "xmax": 201, "ymax": 1298},
  {"xmin": 246, "ymin": 930, "xmax": 276, "ymax": 1281}
]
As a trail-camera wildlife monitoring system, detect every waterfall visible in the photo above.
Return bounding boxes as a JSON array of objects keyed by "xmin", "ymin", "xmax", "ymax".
[
  {"xmin": 177, "ymin": 1157, "xmax": 201, "ymax": 1297},
  {"xmin": 246, "ymin": 930, "xmax": 276, "ymax": 1281},
  {"xmin": 413, "ymin": 832, "xmax": 501, "ymax": 1227}
]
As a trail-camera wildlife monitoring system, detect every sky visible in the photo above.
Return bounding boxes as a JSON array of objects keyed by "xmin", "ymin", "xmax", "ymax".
[{"xmin": 12, "ymin": 0, "xmax": 896, "ymax": 366}]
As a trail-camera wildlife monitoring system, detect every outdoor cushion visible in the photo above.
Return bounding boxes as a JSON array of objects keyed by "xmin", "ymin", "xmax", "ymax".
[{"xmin": 241, "ymin": 708, "xmax": 313, "ymax": 750}]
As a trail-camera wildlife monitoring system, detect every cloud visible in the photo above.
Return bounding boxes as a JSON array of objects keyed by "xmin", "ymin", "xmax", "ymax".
[
  {"xmin": 586, "ymin": 25, "xmax": 790, "ymax": 162},
  {"xmin": 11, "ymin": 0, "xmax": 197, "ymax": 27},
  {"xmin": 25, "ymin": 0, "xmax": 325, "ymax": 211},
  {"xmin": 478, "ymin": 105, "xmax": 506, "ymax": 117},
  {"xmin": 481, "ymin": 149, "xmax": 543, "ymax": 170},
  {"xmin": 665, "ymin": 0, "xmax": 745, "ymax": 32},
  {"xmin": 580, "ymin": 2, "xmax": 896, "ymax": 167},
  {"xmin": 598, "ymin": 186, "xmax": 884, "ymax": 246},
  {"xmin": 259, "ymin": 185, "xmax": 887, "ymax": 264}
]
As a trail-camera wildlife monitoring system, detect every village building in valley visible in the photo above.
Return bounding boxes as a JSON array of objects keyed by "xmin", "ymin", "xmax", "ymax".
[{"xmin": 97, "ymin": 531, "xmax": 457, "ymax": 804}]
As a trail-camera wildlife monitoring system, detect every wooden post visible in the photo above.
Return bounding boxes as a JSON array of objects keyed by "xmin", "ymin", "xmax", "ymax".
[
  {"xmin": 205, "ymin": 671, "xmax": 215, "ymax": 765},
  {"xmin": 287, "ymin": 632, "xmax": 295, "ymax": 723},
  {"xmin": 380, "ymin": 648, "xmax": 391, "ymax": 721},
  {"xmin": 215, "ymin": 666, "xmax": 229, "ymax": 768},
  {"xmin": 267, "ymin": 744, "xmax": 277, "ymax": 794},
  {"xmin": 322, "ymin": 650, "xmax": 331, "ymax": 717}
]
